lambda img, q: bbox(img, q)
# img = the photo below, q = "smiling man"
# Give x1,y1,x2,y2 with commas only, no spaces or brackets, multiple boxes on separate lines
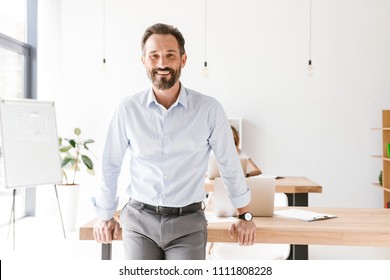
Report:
92,23,256,260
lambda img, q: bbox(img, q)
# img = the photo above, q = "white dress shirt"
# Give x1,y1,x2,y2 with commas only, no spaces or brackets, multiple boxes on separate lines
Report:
93,85,250,220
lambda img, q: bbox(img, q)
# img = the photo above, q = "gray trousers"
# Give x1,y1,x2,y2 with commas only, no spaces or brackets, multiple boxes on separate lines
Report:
120,198,208,260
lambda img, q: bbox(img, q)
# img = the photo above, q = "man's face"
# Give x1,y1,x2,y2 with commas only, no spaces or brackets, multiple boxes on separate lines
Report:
142,34,187,90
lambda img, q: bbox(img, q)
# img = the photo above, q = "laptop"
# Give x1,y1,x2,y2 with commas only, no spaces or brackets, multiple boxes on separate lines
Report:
207,154,247,179
213,176,276,217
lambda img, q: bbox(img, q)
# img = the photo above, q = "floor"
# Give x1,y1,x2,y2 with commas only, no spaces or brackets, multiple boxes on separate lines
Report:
1,215,390,260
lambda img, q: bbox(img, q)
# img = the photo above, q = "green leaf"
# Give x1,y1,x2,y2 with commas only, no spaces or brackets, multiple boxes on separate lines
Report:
86,168,95,176
74,128,81,136
58,137,63,145
69,139,76,148
59,145,72,153
81,155,94,170
62,156,75,168
83,139,95,150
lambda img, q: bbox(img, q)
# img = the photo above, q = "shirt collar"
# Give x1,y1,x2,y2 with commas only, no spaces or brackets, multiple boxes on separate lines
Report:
146,84,188,109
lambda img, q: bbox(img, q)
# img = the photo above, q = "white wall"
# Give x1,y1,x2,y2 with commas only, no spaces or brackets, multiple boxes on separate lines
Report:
37,0,390,224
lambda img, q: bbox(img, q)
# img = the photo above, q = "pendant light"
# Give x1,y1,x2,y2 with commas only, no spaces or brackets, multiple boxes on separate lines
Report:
102,0,107,71
201,0,209,77
306,0,314,77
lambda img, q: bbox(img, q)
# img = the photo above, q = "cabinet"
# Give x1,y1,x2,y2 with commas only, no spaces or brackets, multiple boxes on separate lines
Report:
374,110,390,208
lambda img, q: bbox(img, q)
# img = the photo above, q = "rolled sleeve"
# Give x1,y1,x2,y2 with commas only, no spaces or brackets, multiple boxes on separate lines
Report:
91,197,119,221
229,186,251,209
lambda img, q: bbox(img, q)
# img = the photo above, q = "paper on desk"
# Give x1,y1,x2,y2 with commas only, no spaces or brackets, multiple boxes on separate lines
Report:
205,213,236,223
274,209,337,222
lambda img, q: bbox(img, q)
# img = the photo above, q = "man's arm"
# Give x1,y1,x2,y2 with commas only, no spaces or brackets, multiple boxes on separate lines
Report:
228,205,256,245
93,103,129,241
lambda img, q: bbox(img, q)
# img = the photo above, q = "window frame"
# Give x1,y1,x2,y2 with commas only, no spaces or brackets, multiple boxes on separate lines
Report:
0,32,31,98
0,0,37,222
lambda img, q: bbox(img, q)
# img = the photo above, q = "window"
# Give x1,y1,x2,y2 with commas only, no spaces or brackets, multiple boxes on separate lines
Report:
0,0,36,227
0,36,28,99
0,0,26,42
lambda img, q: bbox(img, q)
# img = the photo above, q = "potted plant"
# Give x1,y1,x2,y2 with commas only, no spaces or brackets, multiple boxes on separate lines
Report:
59,127,95,184
57,127,96,232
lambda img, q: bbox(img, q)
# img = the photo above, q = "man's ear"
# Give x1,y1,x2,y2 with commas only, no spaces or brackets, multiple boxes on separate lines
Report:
141,55,145,65
181,53,187,68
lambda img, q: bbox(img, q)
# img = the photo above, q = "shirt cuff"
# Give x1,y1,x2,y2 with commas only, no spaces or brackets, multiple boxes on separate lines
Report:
91,197,119,221
229,187,251,209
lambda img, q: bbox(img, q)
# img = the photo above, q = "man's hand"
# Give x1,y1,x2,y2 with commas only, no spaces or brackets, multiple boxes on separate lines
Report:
93,218,120,244
228,219,256,246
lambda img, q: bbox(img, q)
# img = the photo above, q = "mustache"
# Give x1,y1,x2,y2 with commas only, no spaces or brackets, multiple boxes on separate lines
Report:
153,67,174,73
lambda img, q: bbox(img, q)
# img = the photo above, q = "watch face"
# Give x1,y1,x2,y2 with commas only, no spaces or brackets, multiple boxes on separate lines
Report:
244,212,253,221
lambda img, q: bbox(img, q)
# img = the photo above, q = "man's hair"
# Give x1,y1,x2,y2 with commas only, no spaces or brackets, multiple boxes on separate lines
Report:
231,126,240,147
141,23,186,56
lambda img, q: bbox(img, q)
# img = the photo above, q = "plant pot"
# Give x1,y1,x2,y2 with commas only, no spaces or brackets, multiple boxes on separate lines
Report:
55,184,80,232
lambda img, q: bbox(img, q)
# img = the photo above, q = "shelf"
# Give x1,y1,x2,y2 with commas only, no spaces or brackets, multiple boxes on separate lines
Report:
372,183,390,193
371,127,390,130
371,155,390,161
374,110,390,208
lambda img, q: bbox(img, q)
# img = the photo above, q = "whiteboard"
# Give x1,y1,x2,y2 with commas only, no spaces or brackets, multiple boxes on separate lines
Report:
0,98,62,188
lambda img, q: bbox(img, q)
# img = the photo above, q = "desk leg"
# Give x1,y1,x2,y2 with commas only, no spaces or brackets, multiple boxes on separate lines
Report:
286,193,308,207
286,193,309,260
287,245,309,260
101,244,112,260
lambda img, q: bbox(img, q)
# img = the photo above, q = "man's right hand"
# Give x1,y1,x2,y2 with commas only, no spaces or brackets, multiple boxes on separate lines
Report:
93,218,120,244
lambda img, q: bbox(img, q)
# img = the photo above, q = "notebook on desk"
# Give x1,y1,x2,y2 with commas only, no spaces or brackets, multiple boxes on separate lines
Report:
207,154,247,179
213,176,276,217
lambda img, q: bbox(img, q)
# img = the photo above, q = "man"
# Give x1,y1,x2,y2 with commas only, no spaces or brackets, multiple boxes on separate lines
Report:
93,23,256,260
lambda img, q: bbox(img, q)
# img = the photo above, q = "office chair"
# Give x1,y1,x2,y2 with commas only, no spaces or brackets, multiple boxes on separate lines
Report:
207,193,290,260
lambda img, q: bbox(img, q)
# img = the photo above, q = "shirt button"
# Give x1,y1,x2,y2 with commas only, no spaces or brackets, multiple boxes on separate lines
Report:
164,175,168,179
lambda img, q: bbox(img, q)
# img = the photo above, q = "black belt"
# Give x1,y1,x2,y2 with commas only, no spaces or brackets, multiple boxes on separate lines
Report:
130,199,203,216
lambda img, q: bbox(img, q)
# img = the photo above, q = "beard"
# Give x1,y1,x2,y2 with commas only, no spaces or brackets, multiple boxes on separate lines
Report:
147,66,181,90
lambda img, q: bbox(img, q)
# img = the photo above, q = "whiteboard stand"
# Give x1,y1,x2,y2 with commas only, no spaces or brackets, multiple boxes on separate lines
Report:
54,184,67,239
7,189,16,250
6,186,67,250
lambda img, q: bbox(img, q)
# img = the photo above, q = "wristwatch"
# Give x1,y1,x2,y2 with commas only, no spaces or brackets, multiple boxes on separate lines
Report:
237,212,253,221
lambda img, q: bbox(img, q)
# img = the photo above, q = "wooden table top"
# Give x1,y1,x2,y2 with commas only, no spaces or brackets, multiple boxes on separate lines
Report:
80,207,390,247
204,176,322,194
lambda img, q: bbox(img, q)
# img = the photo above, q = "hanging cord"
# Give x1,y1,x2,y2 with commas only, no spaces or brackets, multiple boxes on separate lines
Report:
308,0,312,65
204,0,208,68
102,0,106,65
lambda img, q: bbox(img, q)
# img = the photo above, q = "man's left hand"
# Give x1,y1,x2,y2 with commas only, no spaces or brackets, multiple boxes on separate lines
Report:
228,220,256,246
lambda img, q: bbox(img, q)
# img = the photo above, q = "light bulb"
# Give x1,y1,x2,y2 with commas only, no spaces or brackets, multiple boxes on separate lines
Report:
306,60,314,77
101,58,107,72
202,61,209,77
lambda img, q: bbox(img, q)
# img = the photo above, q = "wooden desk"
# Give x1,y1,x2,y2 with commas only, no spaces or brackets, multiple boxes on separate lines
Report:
206,176,321,259
80,207,390,260
205,176,322,207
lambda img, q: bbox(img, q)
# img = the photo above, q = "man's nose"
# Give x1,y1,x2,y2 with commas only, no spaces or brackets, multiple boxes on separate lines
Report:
157,56,168,68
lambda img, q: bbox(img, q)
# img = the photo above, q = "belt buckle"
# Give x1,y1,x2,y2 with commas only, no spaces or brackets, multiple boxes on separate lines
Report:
156,206,170,215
